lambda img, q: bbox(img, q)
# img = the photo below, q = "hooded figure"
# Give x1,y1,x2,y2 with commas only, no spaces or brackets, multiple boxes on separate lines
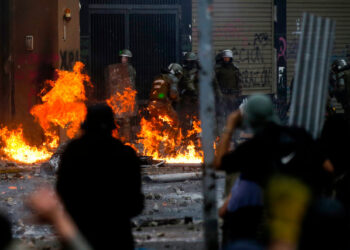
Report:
56,104,144,250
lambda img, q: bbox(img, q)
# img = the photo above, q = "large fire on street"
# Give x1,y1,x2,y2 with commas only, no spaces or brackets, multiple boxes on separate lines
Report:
0,62,90,164
0,62,204,165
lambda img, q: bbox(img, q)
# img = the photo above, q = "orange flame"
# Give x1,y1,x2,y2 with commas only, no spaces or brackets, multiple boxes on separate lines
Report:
0,126,53,164
0,62,90,164
137,112,203,163
0,61,204,165
106,87,137,116
30,62,91,138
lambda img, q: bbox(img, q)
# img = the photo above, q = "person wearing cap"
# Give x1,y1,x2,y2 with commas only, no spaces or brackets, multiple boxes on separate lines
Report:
215,95,331,247
215,49,241,133
214,94,328,187
56,104,144,250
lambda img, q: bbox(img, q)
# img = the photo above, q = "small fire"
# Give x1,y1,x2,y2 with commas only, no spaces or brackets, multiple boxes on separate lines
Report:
106,87,137,116
137,111,203,163
0,62,90,164
30,61,91,138
0,126,53,164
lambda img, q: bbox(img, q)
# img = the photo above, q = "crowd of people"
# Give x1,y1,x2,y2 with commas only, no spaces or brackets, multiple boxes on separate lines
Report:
0,49,349,250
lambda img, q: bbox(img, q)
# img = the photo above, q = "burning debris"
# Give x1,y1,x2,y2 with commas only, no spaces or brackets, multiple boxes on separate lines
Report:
0,127,53,164
0,62,91,164
107,87,137,117
0,61,204,165
137,112,203,164
30,61,91,139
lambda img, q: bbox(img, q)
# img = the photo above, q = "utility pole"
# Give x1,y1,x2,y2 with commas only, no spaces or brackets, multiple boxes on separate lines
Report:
198,0,219,249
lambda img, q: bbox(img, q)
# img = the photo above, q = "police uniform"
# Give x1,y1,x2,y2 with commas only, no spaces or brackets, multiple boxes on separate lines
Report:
105,49,137,141
148,64,183,126
215,50,241,132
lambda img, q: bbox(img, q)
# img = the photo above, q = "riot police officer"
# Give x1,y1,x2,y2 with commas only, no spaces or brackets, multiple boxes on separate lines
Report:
105,49,137,141
177,52,201,133
180,52,199,97
148,63,183,124
215,49,241,132
329,58,350,121
119,49,136,86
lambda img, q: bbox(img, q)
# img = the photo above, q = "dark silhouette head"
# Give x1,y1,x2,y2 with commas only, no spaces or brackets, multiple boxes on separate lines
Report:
0,214,12,250
81,104,116,135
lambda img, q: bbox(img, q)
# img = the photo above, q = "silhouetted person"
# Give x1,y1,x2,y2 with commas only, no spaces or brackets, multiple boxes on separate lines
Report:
0,213,12,250
299,198,348,250
56,104,144,250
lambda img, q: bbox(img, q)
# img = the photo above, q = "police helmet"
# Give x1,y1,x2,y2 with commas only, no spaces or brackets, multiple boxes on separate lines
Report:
119,49,133,58
222,49,233,58
184,52,198,61
168,63,183,76
332,58,350,73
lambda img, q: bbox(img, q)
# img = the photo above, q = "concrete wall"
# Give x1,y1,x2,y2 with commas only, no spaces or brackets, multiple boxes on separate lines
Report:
7,0,80,143
11,0,58,143
58,0,80,71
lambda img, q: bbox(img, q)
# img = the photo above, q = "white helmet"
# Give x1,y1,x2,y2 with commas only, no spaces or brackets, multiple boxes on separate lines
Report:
222,49,233,58
168,63,183,76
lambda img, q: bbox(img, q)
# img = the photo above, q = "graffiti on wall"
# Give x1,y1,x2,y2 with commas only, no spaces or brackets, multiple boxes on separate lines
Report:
60,50,80,70
239,67,272,88
231,33,272,88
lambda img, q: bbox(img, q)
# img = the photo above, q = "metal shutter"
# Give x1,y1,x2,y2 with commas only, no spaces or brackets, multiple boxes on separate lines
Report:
287,0,350,87
192,0,274,94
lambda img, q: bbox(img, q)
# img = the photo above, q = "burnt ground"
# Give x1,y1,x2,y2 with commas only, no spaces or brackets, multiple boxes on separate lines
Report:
0,162,226,250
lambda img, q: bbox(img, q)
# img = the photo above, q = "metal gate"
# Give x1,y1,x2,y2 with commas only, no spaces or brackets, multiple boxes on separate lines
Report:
89,5,180,100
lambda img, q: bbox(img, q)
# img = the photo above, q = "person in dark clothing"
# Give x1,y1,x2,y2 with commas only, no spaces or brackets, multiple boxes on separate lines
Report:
215,49,241,133
215,95,330,193
320,114,350,214
56,104,144,250
298,198,348,250
0,213,12,250
215,95,331,247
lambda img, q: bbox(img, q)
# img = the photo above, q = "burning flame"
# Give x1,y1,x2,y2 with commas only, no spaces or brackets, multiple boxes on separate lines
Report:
106,87,137,116
0,61,204,165
0,62,90,164
137,112,203,163
0,126,53,164
30,62,91,138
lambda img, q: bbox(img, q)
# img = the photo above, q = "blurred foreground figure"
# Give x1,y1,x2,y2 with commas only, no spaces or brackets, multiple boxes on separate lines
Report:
105,49,137,141
298,198,348,250
28,188,93,250
215,95,331,248
57,104,144,250
266,176,311,250
0,213,15,250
